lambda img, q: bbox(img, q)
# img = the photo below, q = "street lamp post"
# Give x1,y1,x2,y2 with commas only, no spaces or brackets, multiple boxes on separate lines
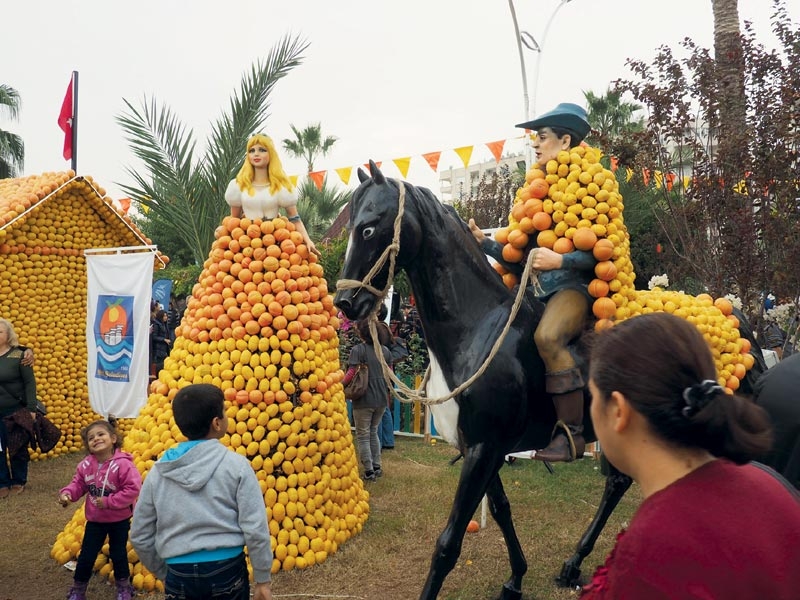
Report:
508,0,575,168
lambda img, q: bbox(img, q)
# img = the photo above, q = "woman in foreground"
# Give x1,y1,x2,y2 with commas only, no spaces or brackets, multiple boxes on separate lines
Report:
582,312,800,599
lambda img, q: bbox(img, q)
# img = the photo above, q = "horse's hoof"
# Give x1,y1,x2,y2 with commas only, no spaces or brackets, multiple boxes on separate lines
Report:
554,561,583,589
497,581,522,600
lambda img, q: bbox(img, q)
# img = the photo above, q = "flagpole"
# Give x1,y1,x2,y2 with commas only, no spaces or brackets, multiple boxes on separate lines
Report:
71,71,79,173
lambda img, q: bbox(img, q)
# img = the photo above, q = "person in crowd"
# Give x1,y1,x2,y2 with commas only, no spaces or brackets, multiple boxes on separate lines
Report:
753,352,800,489
151,309,171,377
581,312,800,599
131,384,273,600
0,318,38,498
225,133,320,257
59,417,141,600
374,304,408,450
343,320,393,482
469,103,596,462
168,294,186,338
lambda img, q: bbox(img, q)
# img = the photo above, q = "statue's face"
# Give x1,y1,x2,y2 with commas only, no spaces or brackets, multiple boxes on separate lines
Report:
533,127,571,166
248,144,270,168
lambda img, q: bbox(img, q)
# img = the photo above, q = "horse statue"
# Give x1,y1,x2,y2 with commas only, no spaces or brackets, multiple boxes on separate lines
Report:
334,161,597,599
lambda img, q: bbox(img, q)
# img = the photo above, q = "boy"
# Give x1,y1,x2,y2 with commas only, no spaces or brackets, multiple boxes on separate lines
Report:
131,384,272,600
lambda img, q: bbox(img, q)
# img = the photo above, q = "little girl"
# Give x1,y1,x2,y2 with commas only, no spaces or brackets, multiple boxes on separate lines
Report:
59,417,142,600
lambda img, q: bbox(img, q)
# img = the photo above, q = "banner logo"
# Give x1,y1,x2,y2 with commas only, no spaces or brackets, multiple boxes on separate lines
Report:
94,295,134,381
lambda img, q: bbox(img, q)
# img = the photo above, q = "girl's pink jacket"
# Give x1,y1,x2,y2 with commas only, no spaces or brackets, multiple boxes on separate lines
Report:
60,449,142,523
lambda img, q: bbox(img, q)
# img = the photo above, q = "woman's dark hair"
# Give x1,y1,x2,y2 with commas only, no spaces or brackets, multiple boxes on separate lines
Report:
590,313,772,464
173,383,224,440
355,318,392,347
156,309,167,320
81,417,123,453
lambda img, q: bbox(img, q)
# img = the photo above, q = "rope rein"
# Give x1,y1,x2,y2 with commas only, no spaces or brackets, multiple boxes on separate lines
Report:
335,180,540,405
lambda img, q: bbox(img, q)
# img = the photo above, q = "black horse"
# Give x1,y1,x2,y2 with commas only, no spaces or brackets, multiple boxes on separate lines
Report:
334,162,596,599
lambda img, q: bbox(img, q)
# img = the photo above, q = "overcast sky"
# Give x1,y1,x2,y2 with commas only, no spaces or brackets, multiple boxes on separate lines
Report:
3,0,797,200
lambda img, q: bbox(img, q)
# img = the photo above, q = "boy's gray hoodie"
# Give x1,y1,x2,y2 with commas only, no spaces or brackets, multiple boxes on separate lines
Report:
130,439,272,582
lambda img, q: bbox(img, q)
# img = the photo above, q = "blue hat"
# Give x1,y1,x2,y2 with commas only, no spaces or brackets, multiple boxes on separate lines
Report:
516,102,591,141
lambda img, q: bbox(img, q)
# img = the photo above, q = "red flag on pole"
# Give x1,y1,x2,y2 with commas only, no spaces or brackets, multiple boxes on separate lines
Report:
58,79,74,160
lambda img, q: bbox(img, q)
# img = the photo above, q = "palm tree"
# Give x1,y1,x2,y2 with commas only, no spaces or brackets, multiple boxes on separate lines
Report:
295,177,351,241
583,88,644,145
0,84,25,179
116,35,308,266
282,123,337,173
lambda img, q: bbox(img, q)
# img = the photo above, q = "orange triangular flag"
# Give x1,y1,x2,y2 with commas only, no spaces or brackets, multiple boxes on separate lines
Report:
392,157,411,179
642,168,651,186
363,161,382,172
610,156,619,172
453,146,474,169
118,197,131,215
422,151,441,172
309,171,325,191
335,167,352,185
666,172,676,191
289,175,299,188
485,140,506,163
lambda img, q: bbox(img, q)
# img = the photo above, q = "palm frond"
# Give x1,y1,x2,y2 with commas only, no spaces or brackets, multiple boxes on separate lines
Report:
0,84,22,121
0,130,24,176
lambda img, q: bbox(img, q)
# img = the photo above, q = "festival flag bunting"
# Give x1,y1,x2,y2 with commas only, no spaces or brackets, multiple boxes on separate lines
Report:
625,167,634,182
289,175,299,188
422,151,441,172
392,157,411,179
665,172,676,191
453,146,474,170
683,176,692,190
654,171,664,189
362,161,382,172
610,156,619,172
485,140,506,163
308,171,326,191
335,167,352,185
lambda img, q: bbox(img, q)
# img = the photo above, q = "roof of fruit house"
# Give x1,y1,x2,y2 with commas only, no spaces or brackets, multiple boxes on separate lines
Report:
0,171,168,267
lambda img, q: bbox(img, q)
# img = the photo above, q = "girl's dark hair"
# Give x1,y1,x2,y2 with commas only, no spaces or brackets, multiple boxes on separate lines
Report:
355,318,392,347
590,313,772,464
80,417,123,453
172,383,224,440
156,309,167,320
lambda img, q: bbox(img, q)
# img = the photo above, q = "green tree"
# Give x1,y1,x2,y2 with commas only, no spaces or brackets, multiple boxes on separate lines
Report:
295,177,351,241
0,84,25,179
583,88,644,146
116,35,308,267
282,123,337,173
617,0,800,319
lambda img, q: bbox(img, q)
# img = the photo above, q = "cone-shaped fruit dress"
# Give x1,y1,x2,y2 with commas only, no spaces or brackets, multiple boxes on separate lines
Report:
494,147,752,394
53,216,369,590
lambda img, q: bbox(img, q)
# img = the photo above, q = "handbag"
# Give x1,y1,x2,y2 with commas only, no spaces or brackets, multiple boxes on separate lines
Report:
34,413,62,453
344,363,369,401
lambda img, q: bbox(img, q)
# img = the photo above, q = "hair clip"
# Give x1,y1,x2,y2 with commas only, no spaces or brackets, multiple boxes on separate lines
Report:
681,379,724,417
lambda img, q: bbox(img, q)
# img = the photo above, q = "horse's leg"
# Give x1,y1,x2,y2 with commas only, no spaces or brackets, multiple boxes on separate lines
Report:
485,471,527,600
555,461,633,588
419,443,505,600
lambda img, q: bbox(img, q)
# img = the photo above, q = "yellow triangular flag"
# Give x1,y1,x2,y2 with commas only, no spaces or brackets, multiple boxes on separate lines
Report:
335,167,352,185
289,175,299,188
654,171,663,189
453,145,474,169
683,176,691,189
625,168,634,182
392,157,411,179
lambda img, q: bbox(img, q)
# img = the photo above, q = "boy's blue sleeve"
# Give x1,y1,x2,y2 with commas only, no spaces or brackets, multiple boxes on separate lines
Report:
480,238,523,276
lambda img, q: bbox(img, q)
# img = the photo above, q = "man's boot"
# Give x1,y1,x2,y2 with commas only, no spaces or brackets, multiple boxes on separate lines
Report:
534,368,585,462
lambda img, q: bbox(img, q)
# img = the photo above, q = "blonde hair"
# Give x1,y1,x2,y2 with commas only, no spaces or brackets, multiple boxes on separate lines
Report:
0,318,20,347
235,134,294,196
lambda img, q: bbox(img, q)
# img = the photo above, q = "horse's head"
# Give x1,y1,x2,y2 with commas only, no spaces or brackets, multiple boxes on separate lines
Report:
334,161,423,320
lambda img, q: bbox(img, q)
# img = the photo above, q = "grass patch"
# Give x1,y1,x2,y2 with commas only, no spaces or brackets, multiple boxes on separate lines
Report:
1,437,640,599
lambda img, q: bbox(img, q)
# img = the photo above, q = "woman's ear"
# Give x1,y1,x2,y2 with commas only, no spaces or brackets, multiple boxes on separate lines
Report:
609,390,633,433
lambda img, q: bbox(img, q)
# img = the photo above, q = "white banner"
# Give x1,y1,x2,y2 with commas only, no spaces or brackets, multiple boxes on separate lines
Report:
86,250,154,418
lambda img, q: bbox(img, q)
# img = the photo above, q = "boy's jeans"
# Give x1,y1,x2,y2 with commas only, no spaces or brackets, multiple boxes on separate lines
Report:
165,552,249,600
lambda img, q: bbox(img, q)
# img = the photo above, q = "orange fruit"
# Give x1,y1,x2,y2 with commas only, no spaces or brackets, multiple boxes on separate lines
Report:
592,297,617,320
588,278,610,298
536,230,557,249
501,244,524,263
594,261,618,281
714,297,733,316
552,237,574,254
529,178,549,200
572,228,597,251
592,239,614,261
494,228,510,244
594,318,615,332
507,229,529,249
531,212,552,231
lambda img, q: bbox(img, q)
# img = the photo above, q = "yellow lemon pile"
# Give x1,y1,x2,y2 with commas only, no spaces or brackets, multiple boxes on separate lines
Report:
0,172,163,458
53,215,369,587
495,149,752,394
